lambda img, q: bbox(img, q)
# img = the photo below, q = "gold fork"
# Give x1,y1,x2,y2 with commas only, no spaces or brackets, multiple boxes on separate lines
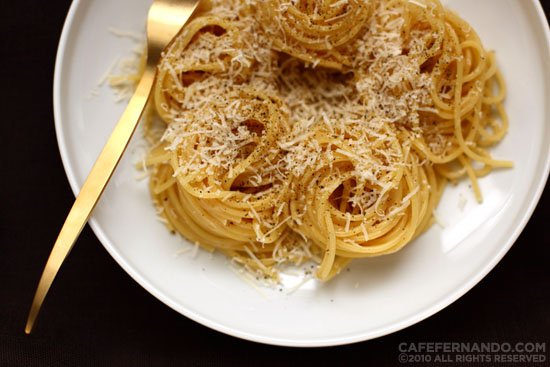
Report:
25,0,201,334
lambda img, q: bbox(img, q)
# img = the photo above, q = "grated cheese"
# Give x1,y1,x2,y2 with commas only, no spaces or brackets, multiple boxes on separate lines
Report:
142,0,505,282
432,209,447,228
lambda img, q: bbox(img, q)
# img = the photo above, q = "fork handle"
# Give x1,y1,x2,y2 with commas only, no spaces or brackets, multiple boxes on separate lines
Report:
25,65,157,334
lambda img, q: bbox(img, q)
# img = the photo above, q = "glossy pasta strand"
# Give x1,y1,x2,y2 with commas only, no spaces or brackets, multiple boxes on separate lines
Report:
142,0,510,282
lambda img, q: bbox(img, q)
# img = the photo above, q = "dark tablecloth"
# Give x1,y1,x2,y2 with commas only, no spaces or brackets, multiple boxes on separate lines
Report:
1,1,549,366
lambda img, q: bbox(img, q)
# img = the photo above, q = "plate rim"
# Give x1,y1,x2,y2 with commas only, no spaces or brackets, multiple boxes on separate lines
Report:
53,0,550,347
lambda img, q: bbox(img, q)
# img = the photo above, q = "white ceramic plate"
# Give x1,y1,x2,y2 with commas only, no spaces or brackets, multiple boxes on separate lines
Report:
54,0,550,346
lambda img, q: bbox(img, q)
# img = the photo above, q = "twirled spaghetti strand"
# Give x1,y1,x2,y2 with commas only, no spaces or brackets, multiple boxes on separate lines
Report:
143,0,510,281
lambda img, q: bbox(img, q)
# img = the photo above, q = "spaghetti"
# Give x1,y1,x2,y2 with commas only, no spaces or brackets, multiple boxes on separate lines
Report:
144,0,511,281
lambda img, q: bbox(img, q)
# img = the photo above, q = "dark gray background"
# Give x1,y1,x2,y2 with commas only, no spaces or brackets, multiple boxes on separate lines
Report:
1,1,548,366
